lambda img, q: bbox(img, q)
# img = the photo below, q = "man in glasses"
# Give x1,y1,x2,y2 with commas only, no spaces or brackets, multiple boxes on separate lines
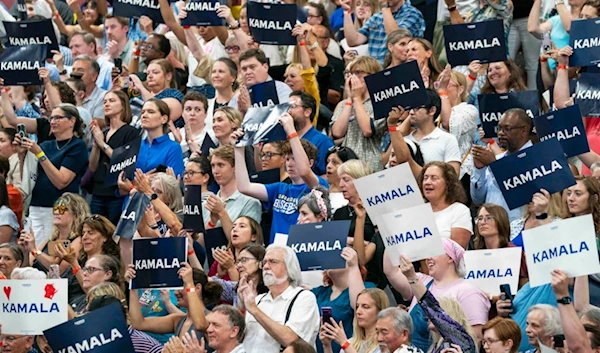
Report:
1,334,35,353
471,108,533,221
133,34,171,75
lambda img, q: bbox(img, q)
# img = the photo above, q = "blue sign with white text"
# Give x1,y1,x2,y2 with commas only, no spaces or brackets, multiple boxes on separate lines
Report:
131,237,187,289
478,90,540,137
181,0,226,26
204,227,229,268
247,1,296,45
533,105,589,157
576,73,600,117
105,139,141,186
4,19,58,57
569,18,600,67
114,192,151,240
364,60,429,120
288,220,349,271
0,45,46,86
44,303,135,353
237,103,289,147
489,139,576,210
249,80,280,108
112,0,162,24
443,19,507,66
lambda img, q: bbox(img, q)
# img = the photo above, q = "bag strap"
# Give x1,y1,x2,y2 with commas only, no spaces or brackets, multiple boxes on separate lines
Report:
279,289,305,352
460,146,472,165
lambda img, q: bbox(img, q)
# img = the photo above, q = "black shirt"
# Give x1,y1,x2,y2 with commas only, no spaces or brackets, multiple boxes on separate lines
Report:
332,205,375,242
317,54,345,110
513,0,535,19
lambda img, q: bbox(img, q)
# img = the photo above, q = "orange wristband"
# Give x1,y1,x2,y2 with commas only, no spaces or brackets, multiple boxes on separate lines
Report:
2,88,9,93
388,126,398,132
185,287,196,293
342,341,351,350
72,266,81,275
540,57,548,63
207,221,216,228
557,65,568,70
299,41,306,46
438,90,448,97
188,249,195,256
0,273,6,280
467,74,477,81
345,101,352,107
287,132,299,140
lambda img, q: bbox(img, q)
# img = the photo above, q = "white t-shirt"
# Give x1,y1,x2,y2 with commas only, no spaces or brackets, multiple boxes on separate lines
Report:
433,202,473,239
406,128,461,166
187,36,228,87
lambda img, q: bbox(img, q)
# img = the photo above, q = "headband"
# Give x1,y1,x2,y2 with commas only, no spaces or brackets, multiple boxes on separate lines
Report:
311,189,328,221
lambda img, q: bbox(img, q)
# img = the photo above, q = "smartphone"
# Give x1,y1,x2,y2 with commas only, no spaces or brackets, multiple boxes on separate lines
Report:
321,307,333,325
499,284,515,314
70,72,83,80
542,32,552,52
62,241,70,248
156,164,168,173
442,342,452,350
114,58,123,75
553,334,565,348
17,124,26,145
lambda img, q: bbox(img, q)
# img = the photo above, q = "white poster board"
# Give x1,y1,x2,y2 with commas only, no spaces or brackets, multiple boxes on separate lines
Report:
523,215,600,287
0,279,68,334
463,247,522,295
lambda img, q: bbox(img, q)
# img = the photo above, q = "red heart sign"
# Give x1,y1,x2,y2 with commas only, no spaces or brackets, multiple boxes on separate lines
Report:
3,286,11,300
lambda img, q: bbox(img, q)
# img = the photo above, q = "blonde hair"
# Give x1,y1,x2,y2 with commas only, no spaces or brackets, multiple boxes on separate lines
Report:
148,58,177,89
522,192,565,219
337,159,373,180
152,173,184,214
354,0,380,29
51,193,91,241
429,297,476,353
214,106,243,130
347,56,382,76
351,288,390,353
451,71,468,102
86,282,129,323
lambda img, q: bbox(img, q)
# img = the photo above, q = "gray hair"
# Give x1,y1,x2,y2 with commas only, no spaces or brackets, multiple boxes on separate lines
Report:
152,173,183,214
74,55,100,74
528,304,562,336
581,307,600,325
212,304,246,343
455,257,466,278
377,307,414,340
297,185,331,221
265,245,302,287
591,162,600,173
11,267,47,280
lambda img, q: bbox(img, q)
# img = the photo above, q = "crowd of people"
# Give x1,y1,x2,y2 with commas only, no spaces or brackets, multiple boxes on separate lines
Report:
1,0,600,352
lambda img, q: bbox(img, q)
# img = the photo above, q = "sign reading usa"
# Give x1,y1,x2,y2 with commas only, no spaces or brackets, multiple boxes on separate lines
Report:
533,105,589,157
463,247,522,295
523,215,600,287
489,138,576,210
443,19,507,66
0,279,68,334
569,18,600,67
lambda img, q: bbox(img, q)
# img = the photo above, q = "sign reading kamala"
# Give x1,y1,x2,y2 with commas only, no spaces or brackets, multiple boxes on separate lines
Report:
105,139,141,186
112,0,162,24
4,19,59,56
183,185,204,233
287,221,349,271
181,0,226,26
205,227,229,268
0,279,68,335
0,45,46,86
17,0,27,20
533,105,589,157
115,192,151,239
247,1,296,45
522,215,600,287
379,203,445,265
364,60,429,120
131,237,188,289
236,103,289,147
44,303,135,353
569,18,600,67
443,20,507,66
576,73,600,117
353,163,423,229
478,90,540,137
489,139,576,210
249,80,280,108
463,247,522,295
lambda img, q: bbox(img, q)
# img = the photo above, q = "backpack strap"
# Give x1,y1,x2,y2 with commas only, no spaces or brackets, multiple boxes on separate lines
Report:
279,289,305,352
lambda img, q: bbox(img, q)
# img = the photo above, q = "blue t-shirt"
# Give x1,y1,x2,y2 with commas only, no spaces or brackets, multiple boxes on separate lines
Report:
303,127,334,176
265,176,329,242
312,282,376,353
30,138,88,207
548,15,570,69
137,134,185,177
138,289,182,344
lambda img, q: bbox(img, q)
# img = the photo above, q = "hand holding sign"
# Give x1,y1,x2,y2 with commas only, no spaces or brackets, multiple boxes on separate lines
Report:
178,262,195,288
531,189,551,215
398,255,418,279
340,247,359,268
550,269,570,299
387,106,409,126
557,46,572,67
124,264,136,283
279,112,295,135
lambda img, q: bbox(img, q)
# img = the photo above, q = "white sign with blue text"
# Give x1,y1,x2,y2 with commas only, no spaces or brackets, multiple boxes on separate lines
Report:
353,162,423,230
379,203,445,265
523,215,600,287
0,279,68,334
463,247,522,295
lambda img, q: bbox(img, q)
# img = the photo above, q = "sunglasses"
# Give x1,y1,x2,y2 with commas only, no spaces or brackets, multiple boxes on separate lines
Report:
53,204,67,215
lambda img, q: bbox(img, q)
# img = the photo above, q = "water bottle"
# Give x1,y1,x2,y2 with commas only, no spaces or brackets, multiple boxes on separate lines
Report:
48,264,60,279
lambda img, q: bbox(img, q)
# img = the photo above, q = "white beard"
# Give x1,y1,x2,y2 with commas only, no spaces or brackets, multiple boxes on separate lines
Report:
263,272,287,287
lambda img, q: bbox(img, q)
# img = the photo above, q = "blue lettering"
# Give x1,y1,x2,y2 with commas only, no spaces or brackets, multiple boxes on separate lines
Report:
532,241,590,264
366,185,415,207
385,227,432,246
2,302,60,313
465,268,513,279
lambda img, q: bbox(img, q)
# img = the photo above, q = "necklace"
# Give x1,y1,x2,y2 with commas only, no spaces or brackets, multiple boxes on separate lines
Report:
56,137,73,151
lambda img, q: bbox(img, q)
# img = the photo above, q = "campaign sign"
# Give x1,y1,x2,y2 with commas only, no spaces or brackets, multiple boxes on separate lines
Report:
287,220,349,271
250,168,281,184
364,60,429,120
575,73,600,117
105,139,141,186
569,18,600,67
247,1,296,45
183,185,204,233
205,227,229,267
249,80,280,108
522,215,600,287
200,134,218,157
443,20,507,66
4,19,59,57
0,45,46,86
131,237,187,289
44,303,135,353
115,192,151,239
463,247,522,295
379,203,445,265
489,139,576,210
0,279,68,335
236,103,289,147
112,0,162,24
181,0,226,26
17,0,27,20
533,105,589,157
353,163,423,229
478,90,540,137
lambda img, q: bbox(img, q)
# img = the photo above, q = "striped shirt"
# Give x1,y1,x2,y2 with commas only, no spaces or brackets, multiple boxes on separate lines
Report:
129,327,163,353
357,0,425,64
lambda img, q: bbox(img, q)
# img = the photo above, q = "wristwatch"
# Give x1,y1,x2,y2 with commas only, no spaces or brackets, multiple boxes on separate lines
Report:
59,69,68,75
448,5,457,11
151,193,158,201
557,296,572,305
310,41,320,50
228,20,240,30
39,155,48,162
102,143,109,151
555,0,565,5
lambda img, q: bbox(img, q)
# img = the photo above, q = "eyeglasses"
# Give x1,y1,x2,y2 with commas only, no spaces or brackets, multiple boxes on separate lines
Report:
53,204,67,215
49,115,70,121
235,257,257,265
497,125,527,133
184,170,204,178
307,13,320,18
475,215,495,224
260,152,282,160
82,266,105,274
288,104,306,110
139,42,156,51
260,258,283,268
225,45,240,53
344,70,368,77
85,214,101,221
482,338,502,346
